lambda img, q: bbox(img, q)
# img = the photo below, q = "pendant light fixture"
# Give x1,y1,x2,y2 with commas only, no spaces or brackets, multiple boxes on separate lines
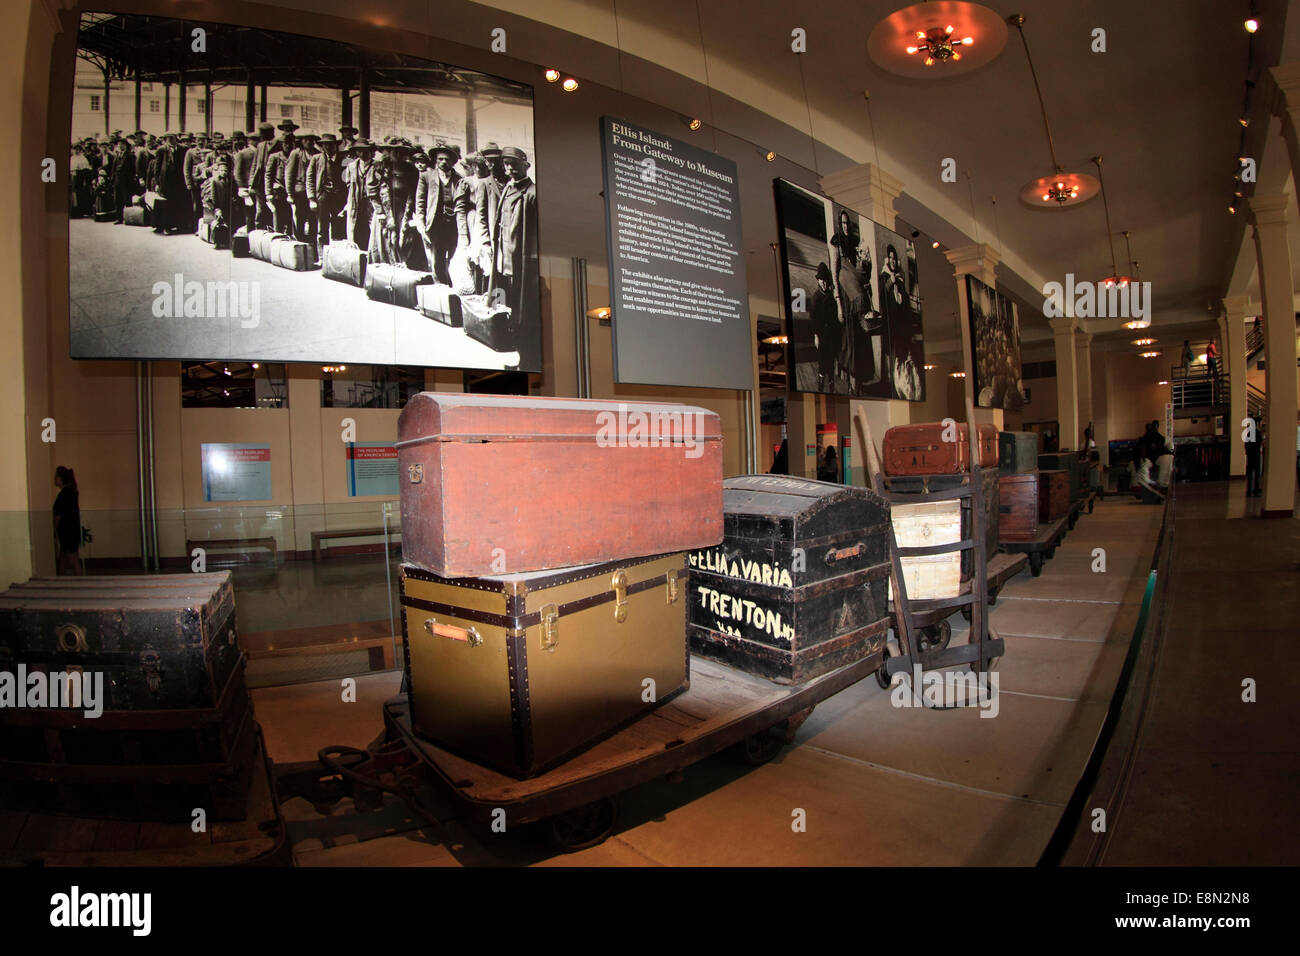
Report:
1092,156,1133,289
1011,14,1099,209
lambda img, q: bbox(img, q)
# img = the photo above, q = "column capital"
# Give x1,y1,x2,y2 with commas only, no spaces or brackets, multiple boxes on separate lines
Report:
818,162,904,229
1248,192,1291,227
1074,330,1093,349
1049,316,1078,336
1221,294,1253,319
945,243,1001,282
1270,61,1300,113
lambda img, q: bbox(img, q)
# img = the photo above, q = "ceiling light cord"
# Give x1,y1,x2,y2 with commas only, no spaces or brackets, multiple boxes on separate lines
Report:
1092,155,1120,278
795,53,820,175
1010,15,1062,174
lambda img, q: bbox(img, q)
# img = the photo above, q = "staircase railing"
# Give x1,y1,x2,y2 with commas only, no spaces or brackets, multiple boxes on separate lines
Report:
1170,364,1226,409
1246,383,1265,419
1245,321,1264,358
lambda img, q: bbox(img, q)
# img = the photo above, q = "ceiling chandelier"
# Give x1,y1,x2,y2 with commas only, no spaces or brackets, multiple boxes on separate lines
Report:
1092,156,1134,289
1011,14,1099,208
906,24,973,66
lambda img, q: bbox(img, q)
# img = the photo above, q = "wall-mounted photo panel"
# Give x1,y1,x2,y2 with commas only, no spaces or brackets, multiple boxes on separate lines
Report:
966,274,1026,411
68,12,540,371
773,178,924,400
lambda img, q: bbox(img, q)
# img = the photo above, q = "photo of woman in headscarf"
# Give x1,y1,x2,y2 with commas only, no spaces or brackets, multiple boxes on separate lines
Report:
829,207,864,392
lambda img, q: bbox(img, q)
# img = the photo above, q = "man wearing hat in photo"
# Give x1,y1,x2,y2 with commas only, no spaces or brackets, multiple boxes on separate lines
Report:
287,131,319,251
308,133,347,260
226,130,252,234
183,132,212,233
133,131,153,188
338,125,358,153
455,150,501,294
369,138,419,267
342,137,375,250
201,151,234,233
480,141,507,188
247,121,277,229
265,124,297,235
111,133,141,224
488,146,540,368
810,260,842,391
415,141,462,283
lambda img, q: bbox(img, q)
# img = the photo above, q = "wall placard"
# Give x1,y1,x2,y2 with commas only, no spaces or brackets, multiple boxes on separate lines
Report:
346,442,399,496
600,117,753,390
201,443,272,502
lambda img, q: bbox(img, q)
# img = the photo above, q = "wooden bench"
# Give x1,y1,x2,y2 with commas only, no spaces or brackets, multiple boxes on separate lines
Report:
242,620,398,672
311,526,401,561
186,537,277,565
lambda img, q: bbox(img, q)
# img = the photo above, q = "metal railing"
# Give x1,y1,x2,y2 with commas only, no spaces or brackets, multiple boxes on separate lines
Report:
1169,364,1225,409
1245,321,1264,358
1247,383,1265,420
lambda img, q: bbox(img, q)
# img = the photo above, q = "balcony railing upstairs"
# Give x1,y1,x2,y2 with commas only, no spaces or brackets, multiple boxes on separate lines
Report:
1170,364,1226,410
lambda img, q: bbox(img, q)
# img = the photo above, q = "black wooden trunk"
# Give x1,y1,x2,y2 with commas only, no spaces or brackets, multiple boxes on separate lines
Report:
0,573,256,821
687,476,891,684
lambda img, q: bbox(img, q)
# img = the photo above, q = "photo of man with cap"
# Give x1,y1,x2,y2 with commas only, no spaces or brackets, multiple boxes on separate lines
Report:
247,121,277,230
183,132,211,233
287,131,319,252
488,145,539,367
454,150,500,294
308,133,347,259
342,137,375,250
416,142,462,284
265,120,298,234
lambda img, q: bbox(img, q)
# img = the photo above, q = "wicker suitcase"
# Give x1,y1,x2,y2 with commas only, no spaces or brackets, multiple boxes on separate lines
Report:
998,473,1039,541
999,431,1039,474
396,394,724,577
883,423,998,475
400,553,688,778
1038,470,1070,522
687,476,890,684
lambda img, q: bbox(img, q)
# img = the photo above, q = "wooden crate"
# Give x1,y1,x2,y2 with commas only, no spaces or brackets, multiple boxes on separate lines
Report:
888,499,962,600
1038,470,1070,522
999,473,1039,541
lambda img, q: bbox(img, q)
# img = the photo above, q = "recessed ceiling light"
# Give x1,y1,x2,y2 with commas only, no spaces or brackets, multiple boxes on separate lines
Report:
923,363,936,371
1157,380,1169,385
544,69,560,83
1245,16,1259,33
1140,351,1161,359
949,370,966,378
1132,337,1156,346
561,77,578,92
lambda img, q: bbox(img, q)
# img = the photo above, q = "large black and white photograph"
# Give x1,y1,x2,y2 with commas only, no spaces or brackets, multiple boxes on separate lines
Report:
774,178,924,401
967,274,1025,412
68,13,541,371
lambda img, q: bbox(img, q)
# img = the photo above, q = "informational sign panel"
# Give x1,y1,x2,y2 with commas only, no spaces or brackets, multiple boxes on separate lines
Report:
600,117,753,390
346,443,400,496
201,443,272,502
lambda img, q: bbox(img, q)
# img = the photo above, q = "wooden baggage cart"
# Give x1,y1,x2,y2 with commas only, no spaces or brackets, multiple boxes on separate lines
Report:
274,652,882,852
999,514,1070,576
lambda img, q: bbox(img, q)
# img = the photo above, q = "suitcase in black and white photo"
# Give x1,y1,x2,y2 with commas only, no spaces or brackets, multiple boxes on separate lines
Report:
198,218,230,248
322,242,367,287
269,235,312,271
231,226,250,258
122,205,149,227
416,283,463,327
461,293,518,351
364,263,433,309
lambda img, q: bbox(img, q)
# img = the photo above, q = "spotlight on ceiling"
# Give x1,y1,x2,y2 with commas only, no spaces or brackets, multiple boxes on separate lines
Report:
911,229,920,238
760,148,777,162
931,240,940,249
949,370,967,378
544,69,561,83
561,77,579,92
1245,16,1260,33
682,116,702,131
923,363,936,371
1228,200,1238,214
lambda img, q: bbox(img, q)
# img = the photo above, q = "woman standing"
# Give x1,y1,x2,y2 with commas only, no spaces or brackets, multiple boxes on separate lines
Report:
53,466,82,575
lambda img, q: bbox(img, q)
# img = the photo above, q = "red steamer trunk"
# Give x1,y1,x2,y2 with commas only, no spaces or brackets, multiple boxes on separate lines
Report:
882,422,999,476
396,395,724,577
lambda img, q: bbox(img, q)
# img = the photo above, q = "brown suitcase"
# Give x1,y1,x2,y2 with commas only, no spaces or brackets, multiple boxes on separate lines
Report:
396,394,724,577
1038,470,1070,522
400,553,688,778
883,423,998,475
999,473,1039,541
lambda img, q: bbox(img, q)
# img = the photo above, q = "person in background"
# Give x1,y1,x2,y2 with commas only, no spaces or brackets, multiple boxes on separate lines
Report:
1087,450,1104,499
1182,339,1194,372
769,438,789,475
818,445,839,483
53,466,82,576
1206,338,1220,386
1244,414,1262,498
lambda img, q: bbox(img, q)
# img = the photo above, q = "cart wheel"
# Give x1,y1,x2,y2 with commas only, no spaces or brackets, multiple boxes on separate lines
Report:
918,620,952,659
737,726,786,765
541,797,618,853
1029,552,1044,576
875,664,892,690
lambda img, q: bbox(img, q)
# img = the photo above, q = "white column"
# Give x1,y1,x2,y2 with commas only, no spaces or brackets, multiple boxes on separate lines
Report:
817,162,908,484
1248,192,1298,515
946,243,1005,430
1221,295,1251,478
1049,317,1080,451
1075,332,1093,448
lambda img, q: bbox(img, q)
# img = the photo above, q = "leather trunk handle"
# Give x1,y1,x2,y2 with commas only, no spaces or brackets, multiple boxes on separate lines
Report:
423,617,483,647
825,542,865,564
